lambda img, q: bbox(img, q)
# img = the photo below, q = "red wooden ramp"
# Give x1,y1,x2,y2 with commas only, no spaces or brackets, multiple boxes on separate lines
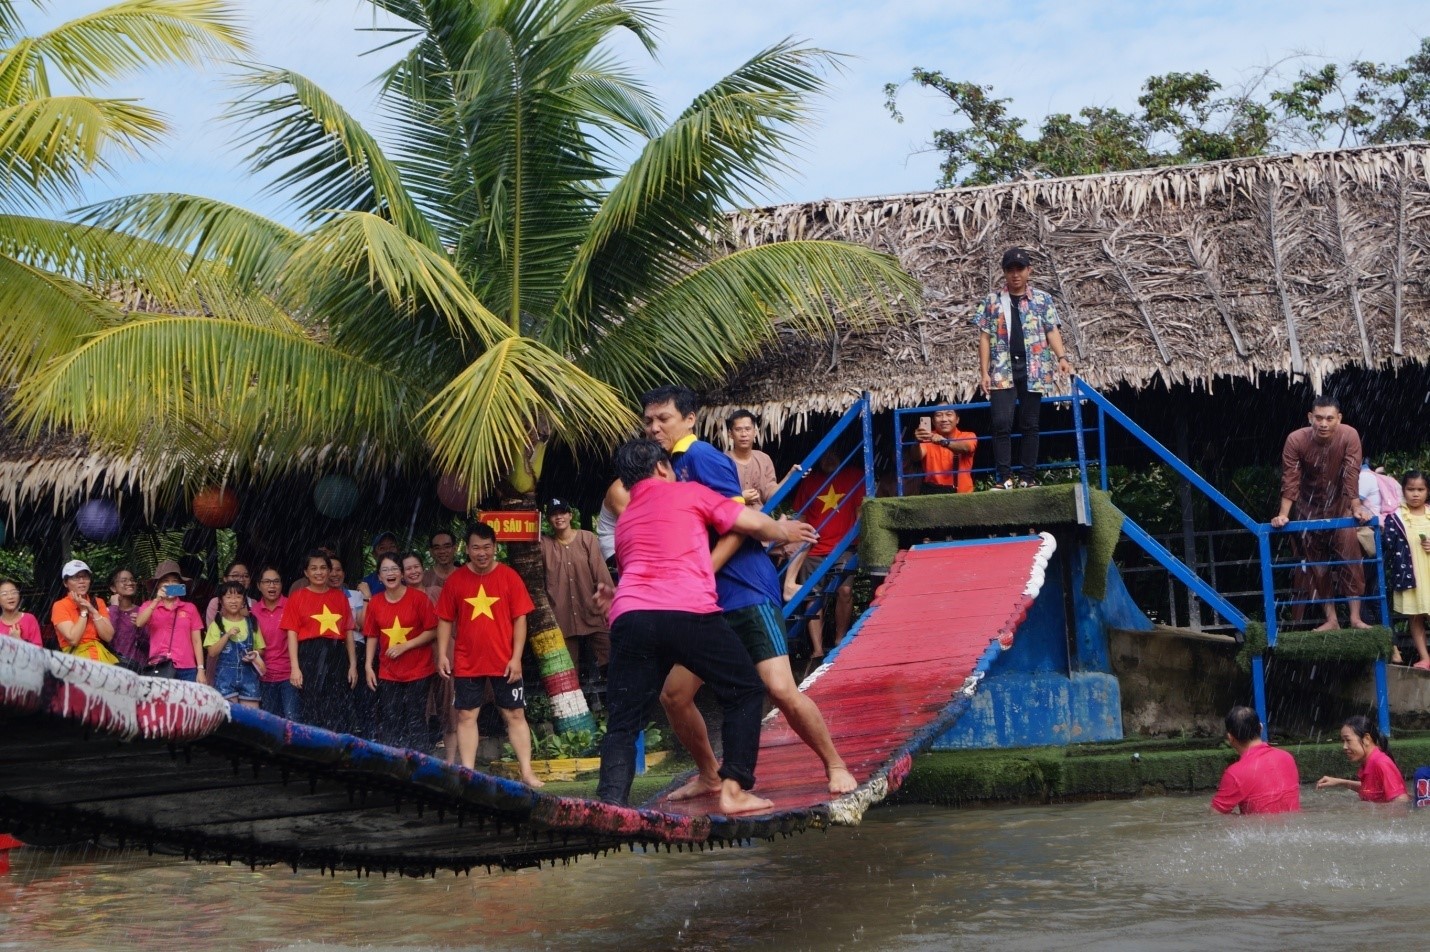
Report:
642,533,1057,823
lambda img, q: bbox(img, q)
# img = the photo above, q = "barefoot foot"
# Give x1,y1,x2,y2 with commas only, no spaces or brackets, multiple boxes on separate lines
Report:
717,788,774,816
1312,620,1339,632
826,765,857,795
668,774,722,801
1348,619,1373,630
521,773,546,789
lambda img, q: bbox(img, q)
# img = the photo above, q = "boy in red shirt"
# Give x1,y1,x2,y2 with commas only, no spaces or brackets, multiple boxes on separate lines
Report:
436,523,543,786
1211,706,1301,815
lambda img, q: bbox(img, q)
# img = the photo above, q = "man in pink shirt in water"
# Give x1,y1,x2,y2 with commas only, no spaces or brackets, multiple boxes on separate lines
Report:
1211,706,1302,815
595,439,817,816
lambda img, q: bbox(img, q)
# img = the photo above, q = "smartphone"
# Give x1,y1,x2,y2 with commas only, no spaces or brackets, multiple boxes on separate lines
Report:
162,583,186,598
918,416,931,431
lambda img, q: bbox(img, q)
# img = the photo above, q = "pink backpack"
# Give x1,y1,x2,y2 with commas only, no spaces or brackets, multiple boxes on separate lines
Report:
1373,471,1403,516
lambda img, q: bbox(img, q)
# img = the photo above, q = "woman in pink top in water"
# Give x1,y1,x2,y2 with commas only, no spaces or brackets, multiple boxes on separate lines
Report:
1316,715,1409,804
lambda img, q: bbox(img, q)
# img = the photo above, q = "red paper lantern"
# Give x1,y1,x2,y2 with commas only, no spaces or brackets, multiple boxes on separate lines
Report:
193,486,239,529
437,473,471,512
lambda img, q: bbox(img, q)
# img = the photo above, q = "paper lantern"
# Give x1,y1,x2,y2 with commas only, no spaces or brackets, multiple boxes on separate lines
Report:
76,499,120,541
437,473,471,512
193,486,239,529
313,475,359,520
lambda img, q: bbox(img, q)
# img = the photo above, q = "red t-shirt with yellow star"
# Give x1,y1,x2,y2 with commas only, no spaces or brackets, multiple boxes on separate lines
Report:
435,563,534,677
280,586,353,643
362,585,439,682
793,466,866,556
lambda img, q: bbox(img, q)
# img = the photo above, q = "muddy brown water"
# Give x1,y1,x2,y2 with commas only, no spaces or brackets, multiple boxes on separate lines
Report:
2,794,1426,950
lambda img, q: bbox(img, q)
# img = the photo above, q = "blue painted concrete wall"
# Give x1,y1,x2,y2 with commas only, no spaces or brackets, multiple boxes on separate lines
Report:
931,540,1146,750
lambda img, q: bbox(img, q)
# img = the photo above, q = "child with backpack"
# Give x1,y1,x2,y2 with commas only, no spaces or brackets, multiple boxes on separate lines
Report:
205,581,266,707
1382,470,1430,670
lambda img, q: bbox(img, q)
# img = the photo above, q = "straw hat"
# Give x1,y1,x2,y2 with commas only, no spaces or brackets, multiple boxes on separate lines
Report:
151,559,190,582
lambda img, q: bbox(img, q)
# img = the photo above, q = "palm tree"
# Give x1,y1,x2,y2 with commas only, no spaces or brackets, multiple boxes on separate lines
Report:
0,0,248,397
5,0,919,730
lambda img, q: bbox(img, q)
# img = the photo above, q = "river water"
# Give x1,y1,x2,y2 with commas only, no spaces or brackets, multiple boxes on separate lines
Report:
2,794,1426,951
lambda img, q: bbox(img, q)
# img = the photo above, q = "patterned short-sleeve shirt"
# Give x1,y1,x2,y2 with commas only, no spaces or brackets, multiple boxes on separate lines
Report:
972,287,1063,393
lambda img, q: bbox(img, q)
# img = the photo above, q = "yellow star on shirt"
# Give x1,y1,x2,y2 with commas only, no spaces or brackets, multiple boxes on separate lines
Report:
381,617,413,646
465,585,500,621
815,485,844,515
311,605,343,636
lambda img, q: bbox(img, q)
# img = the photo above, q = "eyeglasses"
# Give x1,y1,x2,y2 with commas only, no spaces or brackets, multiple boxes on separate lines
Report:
258,577,282,585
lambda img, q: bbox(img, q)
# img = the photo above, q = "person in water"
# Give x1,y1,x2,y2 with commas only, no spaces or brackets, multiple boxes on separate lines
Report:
1316,715,1409,803
1210,706,1300,814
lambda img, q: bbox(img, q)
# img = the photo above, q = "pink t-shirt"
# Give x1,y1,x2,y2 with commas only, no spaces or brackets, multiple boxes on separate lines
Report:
1211,742,1301,814
610,479,745,622
1,613,42,647
251,597,289,683
143,600,203,668
1358,746,1408,802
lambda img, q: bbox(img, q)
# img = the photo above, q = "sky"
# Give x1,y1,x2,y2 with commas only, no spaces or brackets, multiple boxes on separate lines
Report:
27,0,1430,226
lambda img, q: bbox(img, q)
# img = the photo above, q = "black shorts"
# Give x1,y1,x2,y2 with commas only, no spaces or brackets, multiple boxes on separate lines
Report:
452,675,525,711
724,601,788,664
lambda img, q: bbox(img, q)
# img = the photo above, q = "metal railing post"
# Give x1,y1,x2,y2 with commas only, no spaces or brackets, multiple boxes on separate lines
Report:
1071,378,1092,523
893,408,906,497
861,392,876,500
1258,527,1278,648
1252,654,1268,741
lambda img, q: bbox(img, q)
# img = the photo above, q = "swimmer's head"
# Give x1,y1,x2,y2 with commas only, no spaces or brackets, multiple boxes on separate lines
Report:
1224,706,1262,744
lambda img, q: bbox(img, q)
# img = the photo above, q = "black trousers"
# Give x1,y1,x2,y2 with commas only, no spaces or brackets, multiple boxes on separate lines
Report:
990,374,1042,482
597,610,765,805
297,638,353,734
378,676,433,750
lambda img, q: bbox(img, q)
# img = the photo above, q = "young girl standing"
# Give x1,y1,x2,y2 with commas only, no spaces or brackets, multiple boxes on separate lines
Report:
1316,714,1409,803
205,581,265,708
1382,470,1430,670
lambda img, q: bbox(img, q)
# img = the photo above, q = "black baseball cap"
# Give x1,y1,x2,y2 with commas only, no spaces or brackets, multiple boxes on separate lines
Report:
546,498,572,514
1001,247,1032,270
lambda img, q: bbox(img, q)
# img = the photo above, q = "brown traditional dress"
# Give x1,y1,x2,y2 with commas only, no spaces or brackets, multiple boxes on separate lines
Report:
540,529,613,670
1280,424,1365,603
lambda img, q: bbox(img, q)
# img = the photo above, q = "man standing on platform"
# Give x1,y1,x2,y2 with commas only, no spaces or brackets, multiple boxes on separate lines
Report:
725,409,797,507
596,439,818,813
641,386,857,797
1270,395,1374,630
1211,706,1301,815
974,247,1074,490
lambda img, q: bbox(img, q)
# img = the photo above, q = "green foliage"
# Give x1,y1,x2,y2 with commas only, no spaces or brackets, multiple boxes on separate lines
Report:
886,41,1430,187
503,717,663,761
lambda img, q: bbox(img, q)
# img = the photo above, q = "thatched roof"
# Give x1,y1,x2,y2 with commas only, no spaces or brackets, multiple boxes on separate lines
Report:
705,142,1430,434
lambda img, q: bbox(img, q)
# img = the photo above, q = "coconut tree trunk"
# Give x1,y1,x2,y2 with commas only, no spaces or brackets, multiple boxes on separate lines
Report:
501,489,594,734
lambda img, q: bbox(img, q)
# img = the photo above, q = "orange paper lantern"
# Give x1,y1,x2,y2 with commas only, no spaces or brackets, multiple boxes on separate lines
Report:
193,486,240,529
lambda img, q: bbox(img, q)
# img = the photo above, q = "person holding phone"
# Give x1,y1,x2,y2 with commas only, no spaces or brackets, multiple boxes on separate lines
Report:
910,409,978,494
135,560,205,682
51,560,118,663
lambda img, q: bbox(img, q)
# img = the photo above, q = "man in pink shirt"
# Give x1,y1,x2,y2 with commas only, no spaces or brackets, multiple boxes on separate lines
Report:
1211,706,1302,815
596,439,818,816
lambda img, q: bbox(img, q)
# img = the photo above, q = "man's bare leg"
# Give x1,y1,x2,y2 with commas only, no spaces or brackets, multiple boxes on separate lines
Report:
1347,598,1372,629
806,613,826,658
757,657,856,794
832,582,854,642
718,778,772,815
660,664,721,799
500,706,545,788
455,707,479,769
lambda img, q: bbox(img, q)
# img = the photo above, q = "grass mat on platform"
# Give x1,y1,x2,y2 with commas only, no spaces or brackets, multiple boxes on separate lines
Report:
858,485,1121,598
895,734,1430,805
1236,622,1393,671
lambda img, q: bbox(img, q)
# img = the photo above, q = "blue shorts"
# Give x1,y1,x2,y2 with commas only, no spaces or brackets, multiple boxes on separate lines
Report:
215,664,261,702
724,601,788,664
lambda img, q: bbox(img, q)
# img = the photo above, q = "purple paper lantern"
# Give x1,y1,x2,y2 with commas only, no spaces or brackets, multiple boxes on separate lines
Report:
313,475,359,520
76,499,120,541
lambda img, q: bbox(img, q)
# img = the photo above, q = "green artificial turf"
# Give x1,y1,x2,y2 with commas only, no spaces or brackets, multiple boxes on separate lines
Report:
1237,621,1393,671
857,485,1121,598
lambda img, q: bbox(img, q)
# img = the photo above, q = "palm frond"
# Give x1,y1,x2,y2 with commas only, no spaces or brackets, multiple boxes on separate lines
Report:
0,251,122,385
30,0,246,92
279,210,509,347
579,240,919,395
227,66,438,246
0,94,166,207
558,40,841,349
420,334,637,496
9,315,423,467
76,192,302,290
